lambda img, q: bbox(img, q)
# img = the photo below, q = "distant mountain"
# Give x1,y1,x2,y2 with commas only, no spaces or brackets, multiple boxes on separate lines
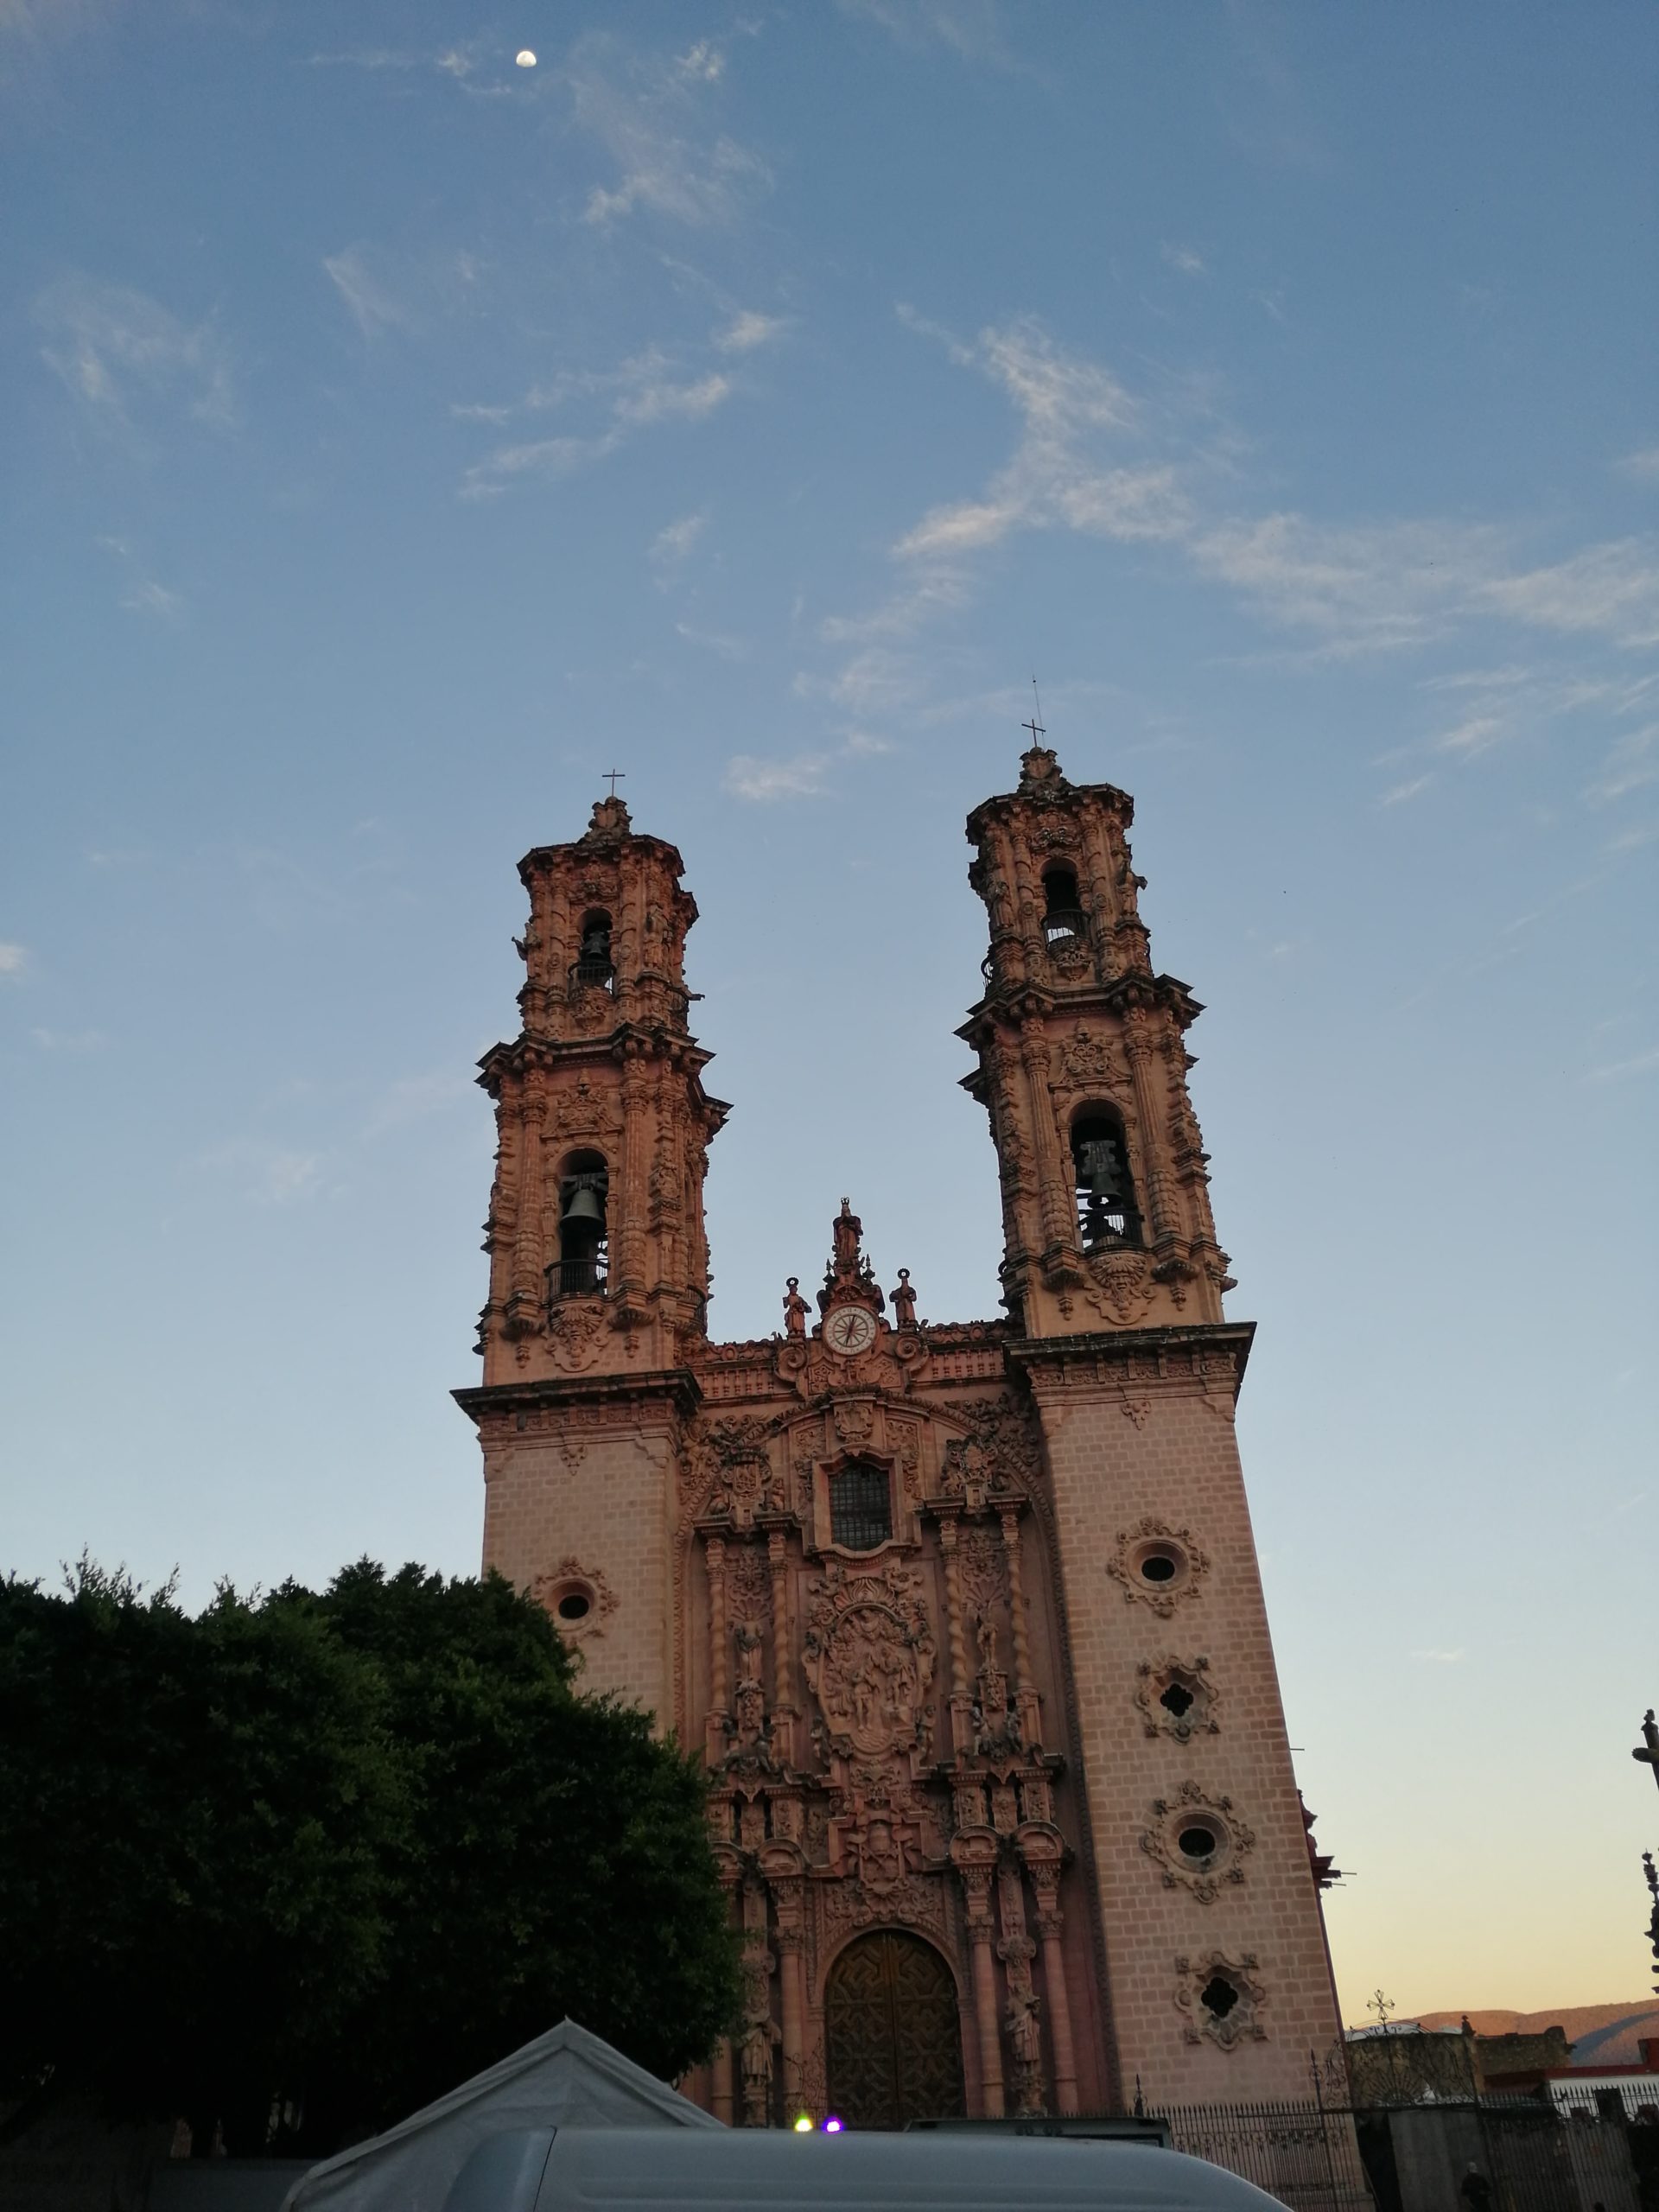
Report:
1412,2004,1659,2065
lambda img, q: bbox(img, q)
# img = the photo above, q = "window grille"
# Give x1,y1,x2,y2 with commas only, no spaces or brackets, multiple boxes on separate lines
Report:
830,1461,893,1552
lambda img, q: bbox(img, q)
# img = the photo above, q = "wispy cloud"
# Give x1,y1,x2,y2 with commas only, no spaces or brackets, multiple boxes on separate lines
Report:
1584,723,1659,807
836,0,1011,65
1161,241,1207,277
567,31,769,228
1412,1648,1466,1664
304,39,518,95
650,511,707,576
35,274,234,437
197,1138,325,1207
1380,774,1434,808
724,753,832,802
0,943,28,978
1586,1046,1659,1084
97,535,185,620
460,347,734,499
714,308,787,353
1619,447,1659,483
30,1027,106,1052
889,318,1185,564
323,247,410,339
676,620,748,661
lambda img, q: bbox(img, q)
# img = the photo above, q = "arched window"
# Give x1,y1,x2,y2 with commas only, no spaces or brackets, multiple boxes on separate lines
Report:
1042,866,1085,945
1071,1110,1141,1250
829,1460,893,1552
574,910,614,992
551,1149,607,1297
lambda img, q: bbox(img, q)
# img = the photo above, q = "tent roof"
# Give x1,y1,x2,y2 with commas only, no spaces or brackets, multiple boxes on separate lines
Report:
282,2019,720,2212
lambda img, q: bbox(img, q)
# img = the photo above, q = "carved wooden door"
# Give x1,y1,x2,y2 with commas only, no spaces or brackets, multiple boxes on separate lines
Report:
823,1930,966,2129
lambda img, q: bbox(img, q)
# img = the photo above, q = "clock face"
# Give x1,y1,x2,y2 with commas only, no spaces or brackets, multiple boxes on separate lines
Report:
824,1306,878,1357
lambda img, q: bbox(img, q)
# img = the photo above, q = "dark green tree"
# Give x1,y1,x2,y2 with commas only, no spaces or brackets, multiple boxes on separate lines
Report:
0,1560,739,2155
0,1560,397,2151
295,1562,739,2134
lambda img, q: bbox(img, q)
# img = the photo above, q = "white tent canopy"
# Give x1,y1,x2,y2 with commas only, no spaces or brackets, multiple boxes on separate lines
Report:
281,2018,720,2212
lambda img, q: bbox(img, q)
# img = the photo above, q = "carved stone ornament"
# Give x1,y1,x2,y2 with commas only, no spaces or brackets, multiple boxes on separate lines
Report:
1134,1655,1221,1743
1107,1517,1209,1618
684,1416,779,1530
1174,1950,1268,2050
802,1557,937,1762
547,1300,607,1372
531,1557,619,1642
1083,1249,1154,1325
1141,1781,1255,1904
1058,1027,1114,1084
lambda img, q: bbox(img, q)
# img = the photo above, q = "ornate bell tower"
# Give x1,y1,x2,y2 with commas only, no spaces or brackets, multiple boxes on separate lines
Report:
960,742,1232,1339
456,790,727,1703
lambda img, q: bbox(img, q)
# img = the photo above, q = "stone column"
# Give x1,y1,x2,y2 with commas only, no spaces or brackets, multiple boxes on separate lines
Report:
1028,1864,1079,2114
509,1084,546,1318
777,1922,806,2114
938,1515,975,1757
960,1859,1006,2117
710,2038,734,2126
999,1509,1041,1748
1124,1008,1175,1249
705,1535,728,1764
1019,1027,1072,1255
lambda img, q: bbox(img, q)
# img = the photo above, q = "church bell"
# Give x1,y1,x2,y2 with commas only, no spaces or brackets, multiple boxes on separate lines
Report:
562,1181,606,1228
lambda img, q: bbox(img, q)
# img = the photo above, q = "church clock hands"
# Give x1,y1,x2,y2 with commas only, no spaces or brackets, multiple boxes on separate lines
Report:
825,1306,878,1357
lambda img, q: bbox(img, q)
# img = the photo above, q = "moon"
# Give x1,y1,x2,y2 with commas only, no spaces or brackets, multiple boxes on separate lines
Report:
515,49,537,67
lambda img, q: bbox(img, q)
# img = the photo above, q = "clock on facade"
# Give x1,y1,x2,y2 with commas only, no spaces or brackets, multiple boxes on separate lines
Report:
823,1306,878,1357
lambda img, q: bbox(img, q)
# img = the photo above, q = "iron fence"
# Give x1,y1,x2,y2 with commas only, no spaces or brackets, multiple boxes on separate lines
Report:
1143,2097,1371,2209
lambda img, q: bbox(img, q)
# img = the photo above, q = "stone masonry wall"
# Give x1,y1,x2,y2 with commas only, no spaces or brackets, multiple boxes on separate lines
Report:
1028,1360,1343,2101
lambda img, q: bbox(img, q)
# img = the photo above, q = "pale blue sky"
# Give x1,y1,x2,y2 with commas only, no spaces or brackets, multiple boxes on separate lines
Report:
3,1,1656,2021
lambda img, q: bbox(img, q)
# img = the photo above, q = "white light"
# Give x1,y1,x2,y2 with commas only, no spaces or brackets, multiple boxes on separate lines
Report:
515,49,537,67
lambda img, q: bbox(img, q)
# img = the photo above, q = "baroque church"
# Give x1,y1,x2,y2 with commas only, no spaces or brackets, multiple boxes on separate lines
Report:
454,741,1344,2130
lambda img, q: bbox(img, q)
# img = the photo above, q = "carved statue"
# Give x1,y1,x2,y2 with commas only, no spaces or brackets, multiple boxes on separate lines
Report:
976,1611,998,1673
891,1267,917,1330
734,1618,765,1684
782,1276,809,1338
1007,1993,1042,2068
741,2020,774,2092
833,1198,861,1275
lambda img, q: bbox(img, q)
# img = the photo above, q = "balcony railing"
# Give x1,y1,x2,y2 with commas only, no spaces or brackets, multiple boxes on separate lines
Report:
571,957,615,992
1044,909,1088,944
549,1256,607,1299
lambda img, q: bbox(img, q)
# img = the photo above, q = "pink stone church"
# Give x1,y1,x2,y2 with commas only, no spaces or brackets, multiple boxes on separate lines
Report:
454,743,1344,2130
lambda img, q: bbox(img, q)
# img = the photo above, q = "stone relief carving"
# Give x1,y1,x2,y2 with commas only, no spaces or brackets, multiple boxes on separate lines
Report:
546,1301,607,1371
1174,1950,1269,2050
802,1557,937,1763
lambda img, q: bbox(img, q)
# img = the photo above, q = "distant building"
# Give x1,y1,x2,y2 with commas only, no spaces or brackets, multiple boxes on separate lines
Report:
455,747,1345,2127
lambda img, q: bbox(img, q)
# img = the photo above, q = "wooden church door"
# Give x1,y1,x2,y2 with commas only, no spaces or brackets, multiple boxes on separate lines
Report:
823,1929,967,2129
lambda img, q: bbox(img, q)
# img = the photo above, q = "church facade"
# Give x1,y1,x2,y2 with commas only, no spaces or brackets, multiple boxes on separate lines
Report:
454,743,1344,2129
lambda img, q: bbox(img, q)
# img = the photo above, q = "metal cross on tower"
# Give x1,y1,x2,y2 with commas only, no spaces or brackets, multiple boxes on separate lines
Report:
1020,676,1046,749
602,768,626,798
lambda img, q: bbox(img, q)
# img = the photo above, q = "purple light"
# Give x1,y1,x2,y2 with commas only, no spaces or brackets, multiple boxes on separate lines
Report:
822,2116,843,2133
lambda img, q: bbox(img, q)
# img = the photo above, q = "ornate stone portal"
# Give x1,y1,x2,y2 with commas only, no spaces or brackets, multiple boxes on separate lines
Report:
455,753,1347,2126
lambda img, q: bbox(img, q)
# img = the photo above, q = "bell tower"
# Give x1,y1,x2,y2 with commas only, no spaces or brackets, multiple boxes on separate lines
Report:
960,742,1232,1339
474,789,726,1381
457,790,727,1705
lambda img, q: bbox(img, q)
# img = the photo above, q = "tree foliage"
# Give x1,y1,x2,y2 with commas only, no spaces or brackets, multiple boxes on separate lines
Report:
0,1560,739,2153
